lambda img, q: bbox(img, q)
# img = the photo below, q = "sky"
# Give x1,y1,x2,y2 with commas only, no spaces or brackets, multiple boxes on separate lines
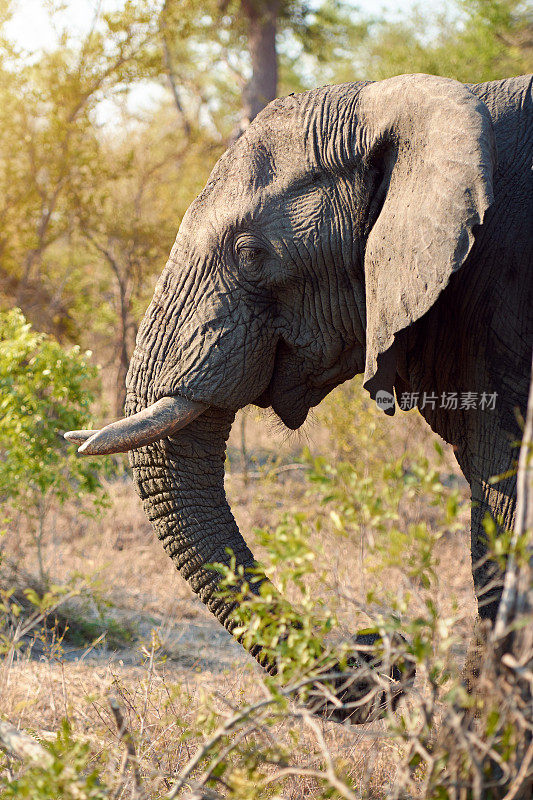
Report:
7,0,437,55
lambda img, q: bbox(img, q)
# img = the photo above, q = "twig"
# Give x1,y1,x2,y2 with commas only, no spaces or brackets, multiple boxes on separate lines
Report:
502,739,533,800
108,695,144,800
303,711,358,800
138,632,157,755
167,663,398,799
166,695,276,798
159,0,191,135
247,463,310,479
493,351,533,644
260,765,354,789
180,788,223,800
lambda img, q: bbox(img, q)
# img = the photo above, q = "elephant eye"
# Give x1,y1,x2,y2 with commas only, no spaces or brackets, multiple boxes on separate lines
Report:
239,246,263,263
234,236,267,271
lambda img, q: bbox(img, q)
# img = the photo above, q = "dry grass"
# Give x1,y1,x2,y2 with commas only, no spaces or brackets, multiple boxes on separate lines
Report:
0,382,481,797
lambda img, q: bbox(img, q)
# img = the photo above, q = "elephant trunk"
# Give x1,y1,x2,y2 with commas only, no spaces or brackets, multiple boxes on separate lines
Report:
126,397,272,668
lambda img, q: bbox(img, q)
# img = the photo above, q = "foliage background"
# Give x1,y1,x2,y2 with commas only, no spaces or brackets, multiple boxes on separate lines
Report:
0,1,531,798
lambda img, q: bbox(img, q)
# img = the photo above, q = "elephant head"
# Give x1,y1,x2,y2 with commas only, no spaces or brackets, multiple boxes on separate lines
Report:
67,74,495,688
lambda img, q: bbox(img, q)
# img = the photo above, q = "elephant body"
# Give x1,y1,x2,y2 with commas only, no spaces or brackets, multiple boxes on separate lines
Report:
393,76,533,620
69,74,533,714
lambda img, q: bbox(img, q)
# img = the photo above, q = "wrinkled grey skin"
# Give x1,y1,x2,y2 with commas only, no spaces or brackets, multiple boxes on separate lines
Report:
125,74,532,697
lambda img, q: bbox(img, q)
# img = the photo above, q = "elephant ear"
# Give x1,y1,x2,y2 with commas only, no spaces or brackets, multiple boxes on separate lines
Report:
357,74,496,410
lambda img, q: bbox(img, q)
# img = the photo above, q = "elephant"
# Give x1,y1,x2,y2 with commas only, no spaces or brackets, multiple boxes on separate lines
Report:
66,73,533,721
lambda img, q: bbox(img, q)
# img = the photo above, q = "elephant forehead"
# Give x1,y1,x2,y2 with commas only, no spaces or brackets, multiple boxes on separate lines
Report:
198,128,314,206
175,95,337,245
179,172,314,248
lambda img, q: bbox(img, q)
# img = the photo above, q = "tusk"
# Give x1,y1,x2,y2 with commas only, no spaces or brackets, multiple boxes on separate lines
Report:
64,396,207,456
64,430,99,444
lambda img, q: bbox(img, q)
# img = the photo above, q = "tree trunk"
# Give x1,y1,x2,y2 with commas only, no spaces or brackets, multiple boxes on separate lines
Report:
239,0,279,131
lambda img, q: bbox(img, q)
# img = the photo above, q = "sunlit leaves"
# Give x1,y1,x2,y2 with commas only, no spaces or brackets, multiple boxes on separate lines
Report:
0,308,108,517
364,0,533,83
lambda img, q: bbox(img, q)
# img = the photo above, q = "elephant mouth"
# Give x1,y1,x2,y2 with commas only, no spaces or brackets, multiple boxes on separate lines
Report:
250,341,315,430
254,337,364,431
251,376,308,430
254,381,329,431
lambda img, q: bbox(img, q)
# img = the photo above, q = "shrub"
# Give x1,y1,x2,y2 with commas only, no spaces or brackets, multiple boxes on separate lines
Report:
0,308,108,584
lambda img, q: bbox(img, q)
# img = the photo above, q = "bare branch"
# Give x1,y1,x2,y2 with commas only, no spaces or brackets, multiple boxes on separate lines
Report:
108,695,144,800
159,1,191,136
493,350,533,649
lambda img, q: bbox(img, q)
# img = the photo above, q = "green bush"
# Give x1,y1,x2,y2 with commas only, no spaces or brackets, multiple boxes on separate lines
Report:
1,720,107,800
0,308,108,584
